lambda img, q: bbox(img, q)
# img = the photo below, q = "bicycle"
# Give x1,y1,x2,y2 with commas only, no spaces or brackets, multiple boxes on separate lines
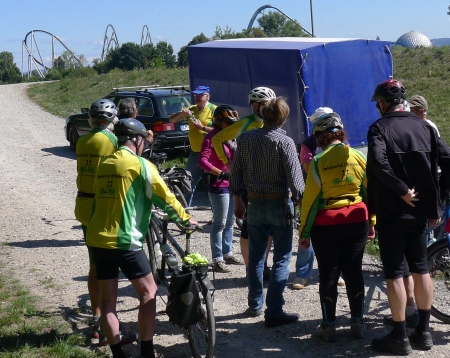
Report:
426,221,450,323
144,206,216,358
425,194,450,246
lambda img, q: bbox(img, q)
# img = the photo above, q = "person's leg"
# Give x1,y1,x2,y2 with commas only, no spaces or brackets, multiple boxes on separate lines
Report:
223,194,242,264
88,264,101,317
208,192,228,262
310,225,342,326
130,274,158,341
246,198,271,313
240,190,249,268
98,278,121,345
185,151,202,206
339,221,368,322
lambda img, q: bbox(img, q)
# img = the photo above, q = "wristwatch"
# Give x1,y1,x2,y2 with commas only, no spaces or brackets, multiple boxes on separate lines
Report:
202,126,206,131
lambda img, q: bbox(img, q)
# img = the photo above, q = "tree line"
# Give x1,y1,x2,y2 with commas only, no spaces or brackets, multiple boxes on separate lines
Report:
0,11,308,84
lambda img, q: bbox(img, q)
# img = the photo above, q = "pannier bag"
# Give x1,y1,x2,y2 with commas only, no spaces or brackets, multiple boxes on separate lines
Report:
166,270,203,328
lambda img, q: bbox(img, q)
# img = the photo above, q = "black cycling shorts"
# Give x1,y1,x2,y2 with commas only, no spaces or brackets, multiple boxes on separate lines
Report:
376,217,428,280
91,247,151,281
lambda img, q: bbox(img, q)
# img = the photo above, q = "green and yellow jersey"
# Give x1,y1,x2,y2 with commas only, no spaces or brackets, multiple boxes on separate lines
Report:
299,143,376,239
86,147,190,250
212,113,263,165
188,103,216,152
75,129,118,226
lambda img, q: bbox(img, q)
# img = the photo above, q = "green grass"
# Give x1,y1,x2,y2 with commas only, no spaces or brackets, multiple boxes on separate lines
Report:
0,261,106,358
27,67,189,118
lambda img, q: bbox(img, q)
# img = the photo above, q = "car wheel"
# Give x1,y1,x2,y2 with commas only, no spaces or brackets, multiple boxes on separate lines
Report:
68,124,79,151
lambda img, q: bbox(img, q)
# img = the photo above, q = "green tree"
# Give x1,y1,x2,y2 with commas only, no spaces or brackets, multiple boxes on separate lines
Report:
257,11,308,37
0,51,21,84
177,33,209,67
156,41,176,68
104,42,144,71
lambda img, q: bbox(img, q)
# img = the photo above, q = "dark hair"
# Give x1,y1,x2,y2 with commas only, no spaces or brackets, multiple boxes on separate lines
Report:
261,97,290,127
314,128,347,148
118,98,138,119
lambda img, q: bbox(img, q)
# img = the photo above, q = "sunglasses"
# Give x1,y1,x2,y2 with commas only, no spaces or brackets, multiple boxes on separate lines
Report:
194,93,207,98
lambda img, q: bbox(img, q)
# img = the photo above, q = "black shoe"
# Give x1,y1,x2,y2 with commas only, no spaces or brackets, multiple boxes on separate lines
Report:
409,329,433,350
263,266,271,281
383,312,419,328
371,333,412,356
265,313,299,328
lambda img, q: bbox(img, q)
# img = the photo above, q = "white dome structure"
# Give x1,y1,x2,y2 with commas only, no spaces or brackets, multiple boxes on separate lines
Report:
395,31,433,48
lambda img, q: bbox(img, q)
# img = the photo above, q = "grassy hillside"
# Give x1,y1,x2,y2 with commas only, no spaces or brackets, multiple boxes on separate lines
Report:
27,67,189,118
28,46,450,143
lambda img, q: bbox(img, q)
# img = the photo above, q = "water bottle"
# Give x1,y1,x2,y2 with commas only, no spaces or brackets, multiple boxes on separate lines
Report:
160,243,178,268
154,242,162,270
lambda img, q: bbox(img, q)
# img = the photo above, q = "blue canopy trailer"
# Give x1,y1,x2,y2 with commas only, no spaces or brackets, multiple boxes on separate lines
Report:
187,37,393,149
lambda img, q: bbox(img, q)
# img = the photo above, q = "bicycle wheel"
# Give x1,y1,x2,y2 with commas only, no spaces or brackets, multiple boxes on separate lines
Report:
172,184,188,208
145,217,162,283
427,239,450,323
187,284,215,358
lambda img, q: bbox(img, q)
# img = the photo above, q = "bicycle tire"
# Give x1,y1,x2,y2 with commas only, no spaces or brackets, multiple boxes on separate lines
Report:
427,239,450,323
144,217,162,283
172,184,188,208
187,284,215,358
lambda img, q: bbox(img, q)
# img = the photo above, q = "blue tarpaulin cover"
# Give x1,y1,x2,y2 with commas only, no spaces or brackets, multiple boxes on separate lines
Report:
188,37,393,147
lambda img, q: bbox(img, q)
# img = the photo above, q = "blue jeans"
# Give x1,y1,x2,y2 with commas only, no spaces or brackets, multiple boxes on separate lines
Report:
185,151,203,206
247,198,293,317
208,192,234,261
295,242,314,279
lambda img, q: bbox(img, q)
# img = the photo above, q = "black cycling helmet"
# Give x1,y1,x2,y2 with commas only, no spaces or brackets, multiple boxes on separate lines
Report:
88,99,117,123
213,105,239,126
371,79,406,102
114,118,149,141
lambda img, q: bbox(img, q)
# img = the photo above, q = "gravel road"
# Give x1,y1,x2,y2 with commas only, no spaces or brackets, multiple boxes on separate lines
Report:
1,82,448,358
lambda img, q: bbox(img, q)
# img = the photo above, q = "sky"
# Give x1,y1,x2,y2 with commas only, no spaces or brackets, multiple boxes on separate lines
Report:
3,0,450,72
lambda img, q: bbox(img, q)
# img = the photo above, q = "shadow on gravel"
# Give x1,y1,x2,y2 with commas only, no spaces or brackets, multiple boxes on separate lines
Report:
6,238,85,248
41,146,76,160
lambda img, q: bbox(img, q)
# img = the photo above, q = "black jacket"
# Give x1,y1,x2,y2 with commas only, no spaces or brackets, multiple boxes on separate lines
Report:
367,111,450,220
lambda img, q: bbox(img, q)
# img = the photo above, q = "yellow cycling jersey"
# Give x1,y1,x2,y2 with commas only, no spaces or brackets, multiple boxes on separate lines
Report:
75,129,118,226
212,113,263,165
299,143,376,238
86,147,190,250
188,103,216,152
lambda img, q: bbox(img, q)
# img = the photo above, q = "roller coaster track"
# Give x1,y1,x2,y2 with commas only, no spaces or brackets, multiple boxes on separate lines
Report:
22,30,82,78
247,4,313,37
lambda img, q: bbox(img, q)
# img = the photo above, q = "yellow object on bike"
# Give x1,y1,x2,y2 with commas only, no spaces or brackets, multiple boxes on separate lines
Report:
183,253,209,266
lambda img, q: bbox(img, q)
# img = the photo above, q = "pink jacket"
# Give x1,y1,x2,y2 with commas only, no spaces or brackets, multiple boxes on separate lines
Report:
199,126,234,189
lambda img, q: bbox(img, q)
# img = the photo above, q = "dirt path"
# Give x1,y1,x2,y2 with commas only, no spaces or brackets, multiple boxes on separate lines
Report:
0,82,448,357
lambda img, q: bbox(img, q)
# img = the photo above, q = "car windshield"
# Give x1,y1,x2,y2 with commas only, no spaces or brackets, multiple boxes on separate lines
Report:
157,95,191,116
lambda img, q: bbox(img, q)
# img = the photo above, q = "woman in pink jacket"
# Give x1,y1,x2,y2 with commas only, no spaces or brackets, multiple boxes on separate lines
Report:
199,105,244,273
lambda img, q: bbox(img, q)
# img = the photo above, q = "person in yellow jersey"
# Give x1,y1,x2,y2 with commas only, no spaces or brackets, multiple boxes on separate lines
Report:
299,111,375,342
212,87,276,279
169,85,216,206
75,99,118,339
86,118,198,358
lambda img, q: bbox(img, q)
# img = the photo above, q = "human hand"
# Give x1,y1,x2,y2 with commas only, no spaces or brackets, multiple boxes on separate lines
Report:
189,218,199,226
233,196,246,220
192,120,204,130
299,238,310,249
226,162,232,172
428,217,441,226
219,171,230,181
147,130,154,142
368,226,376,240
182,109,192,116
400,188,419,207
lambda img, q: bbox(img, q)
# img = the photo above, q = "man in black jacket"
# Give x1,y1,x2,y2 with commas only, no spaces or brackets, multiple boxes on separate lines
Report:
367,79,450,355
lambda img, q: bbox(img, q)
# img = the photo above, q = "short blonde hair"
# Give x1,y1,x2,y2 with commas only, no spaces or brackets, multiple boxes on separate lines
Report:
262,97,290,127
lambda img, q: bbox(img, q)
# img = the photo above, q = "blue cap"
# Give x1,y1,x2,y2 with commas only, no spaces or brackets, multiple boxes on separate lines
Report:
192,85,210,94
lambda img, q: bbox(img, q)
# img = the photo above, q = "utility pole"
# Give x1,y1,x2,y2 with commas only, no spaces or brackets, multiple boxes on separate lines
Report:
310,0,315,37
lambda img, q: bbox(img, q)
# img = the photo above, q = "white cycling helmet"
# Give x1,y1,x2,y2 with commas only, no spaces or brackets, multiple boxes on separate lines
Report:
309,107,333,123
248,87,276,104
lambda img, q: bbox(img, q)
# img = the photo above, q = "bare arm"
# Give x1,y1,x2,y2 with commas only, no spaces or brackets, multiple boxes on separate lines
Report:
169,109,191,123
